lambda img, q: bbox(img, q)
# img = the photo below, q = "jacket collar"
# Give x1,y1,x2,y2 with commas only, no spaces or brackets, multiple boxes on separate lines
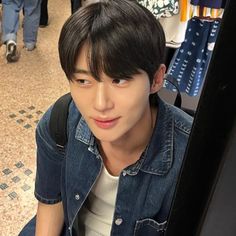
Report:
75,98,174,176
140,98,174,175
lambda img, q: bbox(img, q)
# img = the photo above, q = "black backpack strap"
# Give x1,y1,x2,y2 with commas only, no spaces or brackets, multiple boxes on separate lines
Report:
164,74,182,108
49,93,72,152
164,75,195,117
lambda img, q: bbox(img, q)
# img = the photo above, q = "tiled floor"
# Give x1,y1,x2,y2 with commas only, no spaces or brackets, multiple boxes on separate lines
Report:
0,1,70,235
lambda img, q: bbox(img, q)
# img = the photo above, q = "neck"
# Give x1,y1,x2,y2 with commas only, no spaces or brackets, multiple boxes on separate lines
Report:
99,107,157,175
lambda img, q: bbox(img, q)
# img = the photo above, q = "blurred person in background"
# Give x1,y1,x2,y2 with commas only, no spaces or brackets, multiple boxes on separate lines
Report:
71,0,81,14
71,0,100,14
40,0,48,27
1,0,41,63
0,1,2,47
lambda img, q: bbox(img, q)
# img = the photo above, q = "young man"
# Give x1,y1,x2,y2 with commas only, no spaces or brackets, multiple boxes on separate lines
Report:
19,0,193,235
1,0,41,62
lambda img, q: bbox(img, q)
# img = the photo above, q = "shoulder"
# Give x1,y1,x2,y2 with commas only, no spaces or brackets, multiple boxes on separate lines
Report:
170,104,193,135
67,100,82,132
160,99,193,135
159,100,193,168
36,98,81,147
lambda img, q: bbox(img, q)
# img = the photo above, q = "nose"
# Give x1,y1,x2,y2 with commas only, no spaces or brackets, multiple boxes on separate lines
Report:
94,82,113,112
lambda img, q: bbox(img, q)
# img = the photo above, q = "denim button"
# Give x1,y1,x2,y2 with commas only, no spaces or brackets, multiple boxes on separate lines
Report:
115,218,123,225
75,194,80,200
122,171,127,176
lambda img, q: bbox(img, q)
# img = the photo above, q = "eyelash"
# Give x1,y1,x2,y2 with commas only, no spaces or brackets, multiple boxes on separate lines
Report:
74,79,91,86
77,79,88,84
73,78,129,87
112,79,128,85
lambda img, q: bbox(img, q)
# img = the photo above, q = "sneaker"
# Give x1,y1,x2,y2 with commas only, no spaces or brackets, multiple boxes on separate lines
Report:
39,23,49,28
24,43,36,51
6,40,19,63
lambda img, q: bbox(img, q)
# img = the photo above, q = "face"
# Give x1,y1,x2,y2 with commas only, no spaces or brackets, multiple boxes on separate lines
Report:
69,44,164,144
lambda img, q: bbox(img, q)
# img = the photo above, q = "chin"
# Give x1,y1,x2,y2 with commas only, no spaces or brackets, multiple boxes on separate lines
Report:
95,134,119,143
92,130,122,143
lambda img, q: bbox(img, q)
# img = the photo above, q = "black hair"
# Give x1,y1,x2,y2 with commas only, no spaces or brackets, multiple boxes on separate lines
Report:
58,0,166,104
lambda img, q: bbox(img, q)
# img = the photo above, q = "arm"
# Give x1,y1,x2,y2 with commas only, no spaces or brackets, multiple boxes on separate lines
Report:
35,201,64,236
34,106,66,236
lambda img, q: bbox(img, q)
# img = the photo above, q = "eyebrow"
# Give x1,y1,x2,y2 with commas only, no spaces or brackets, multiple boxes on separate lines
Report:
74,69,91,75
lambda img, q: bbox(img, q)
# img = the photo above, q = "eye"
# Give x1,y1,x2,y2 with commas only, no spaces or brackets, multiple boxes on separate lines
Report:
75,79,91,86
112,79,128,86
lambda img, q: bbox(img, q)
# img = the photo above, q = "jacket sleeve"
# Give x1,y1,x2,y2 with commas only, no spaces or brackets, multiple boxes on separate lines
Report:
34,105,65,204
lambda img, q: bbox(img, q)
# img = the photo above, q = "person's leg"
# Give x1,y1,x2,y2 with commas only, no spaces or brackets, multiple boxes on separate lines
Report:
1,0,23,43
39,0,48,27
23,0,41,50
1,0,22,62
0,4,2,46
71,0,73,14
71,0,81,14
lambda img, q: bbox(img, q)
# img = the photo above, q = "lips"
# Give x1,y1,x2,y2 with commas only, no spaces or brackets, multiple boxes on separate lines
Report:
93,117,120,129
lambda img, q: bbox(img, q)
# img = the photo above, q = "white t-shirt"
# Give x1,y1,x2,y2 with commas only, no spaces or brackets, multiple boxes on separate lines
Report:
77,166,119,235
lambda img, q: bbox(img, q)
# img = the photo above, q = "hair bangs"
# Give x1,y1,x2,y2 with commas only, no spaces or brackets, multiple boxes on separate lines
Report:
59,0,166,89
86,4,142,81
87,38,141,81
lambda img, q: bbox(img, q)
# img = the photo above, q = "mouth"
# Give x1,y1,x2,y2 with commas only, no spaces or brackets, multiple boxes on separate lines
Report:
93,117,120,129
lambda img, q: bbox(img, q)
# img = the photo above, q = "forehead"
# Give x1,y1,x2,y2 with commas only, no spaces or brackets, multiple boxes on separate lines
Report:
76,43,90,69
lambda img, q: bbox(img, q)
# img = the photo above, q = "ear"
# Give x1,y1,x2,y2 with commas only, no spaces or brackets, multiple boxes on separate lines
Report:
150,64,166,94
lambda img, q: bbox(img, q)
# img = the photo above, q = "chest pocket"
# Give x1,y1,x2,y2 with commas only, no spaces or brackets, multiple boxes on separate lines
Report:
134,219,167,236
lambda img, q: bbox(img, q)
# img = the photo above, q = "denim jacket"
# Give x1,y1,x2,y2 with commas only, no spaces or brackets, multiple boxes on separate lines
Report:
34,97,193,236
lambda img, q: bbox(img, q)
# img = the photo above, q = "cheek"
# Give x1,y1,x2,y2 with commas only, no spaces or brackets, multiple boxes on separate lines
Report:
128,85,150,104
121,89,150,115
70,90,89,115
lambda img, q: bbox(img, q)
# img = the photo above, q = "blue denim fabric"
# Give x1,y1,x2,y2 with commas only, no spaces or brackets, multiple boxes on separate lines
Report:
18,216,36,236
1,0,41,45
19,97,193,236
18,216,67,236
